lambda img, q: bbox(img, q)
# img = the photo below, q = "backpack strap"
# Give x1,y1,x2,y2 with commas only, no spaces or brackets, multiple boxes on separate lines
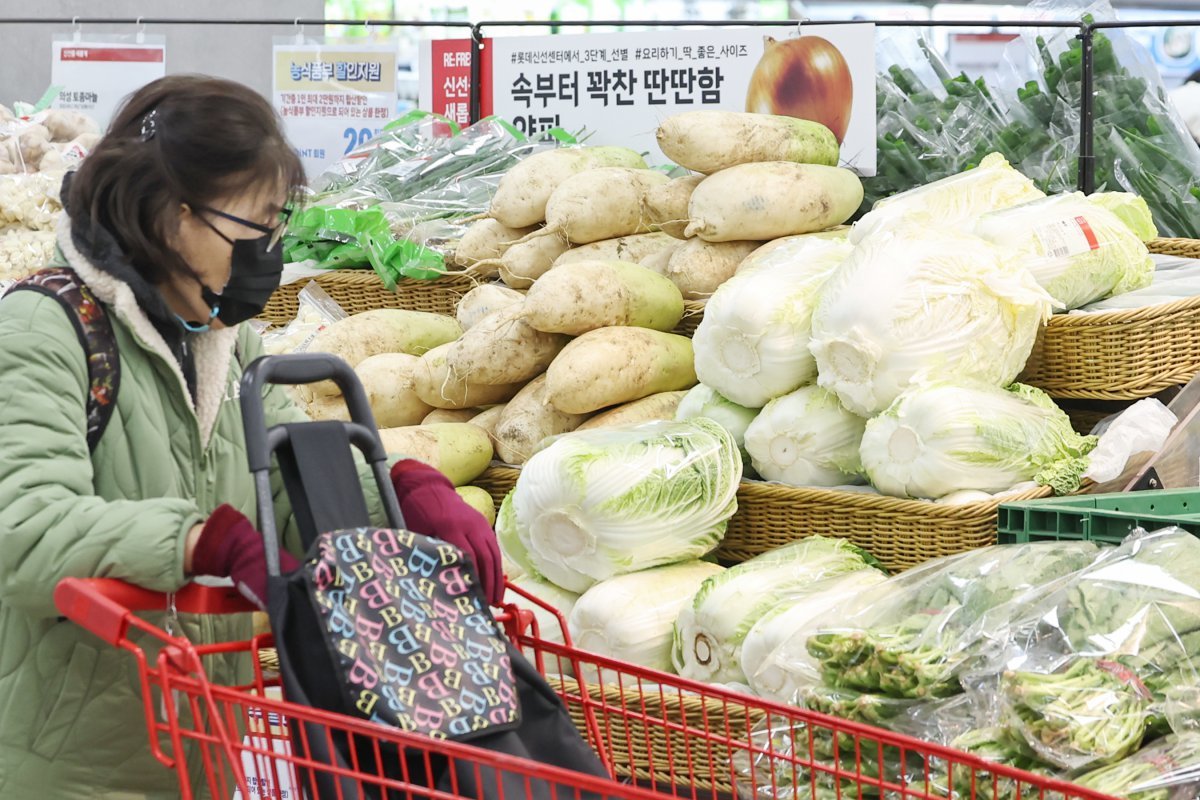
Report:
3,268,120,452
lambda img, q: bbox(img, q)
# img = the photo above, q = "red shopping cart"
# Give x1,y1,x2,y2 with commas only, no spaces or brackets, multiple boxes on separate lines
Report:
52,353,1114,800
53,576,1114,800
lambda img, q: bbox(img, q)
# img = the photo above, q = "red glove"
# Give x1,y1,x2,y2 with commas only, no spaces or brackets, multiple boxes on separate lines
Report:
390,459,504,606
191,505,300,609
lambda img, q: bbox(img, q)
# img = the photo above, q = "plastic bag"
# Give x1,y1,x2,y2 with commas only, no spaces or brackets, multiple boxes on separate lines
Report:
0,227,55,281
974,191,1154,310
734,694,947,800
983,527,1200,771
0,172,62,231
762,542,1103,704
1078,254,1200,312
284,117,565,286
1082,398,1177,483
1072,731,1200,799
260,281,348,356
308,110,459,196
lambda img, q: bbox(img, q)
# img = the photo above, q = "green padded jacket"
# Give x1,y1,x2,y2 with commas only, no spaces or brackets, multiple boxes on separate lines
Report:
0,216,388,798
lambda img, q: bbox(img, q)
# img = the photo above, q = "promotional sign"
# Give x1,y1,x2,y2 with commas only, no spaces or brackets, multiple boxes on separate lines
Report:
419,39,474,128
420,25,876,175
50,38,166,128
946,33,1020,74
273,42,397,176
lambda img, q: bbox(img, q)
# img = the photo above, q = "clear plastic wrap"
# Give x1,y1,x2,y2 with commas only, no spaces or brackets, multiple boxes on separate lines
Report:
308,110,459,196
0,228,55,281
973,192,1154,310
761,542,1103,704
260,281,348,356
868,3,1200,239
1072,732,1200,799
982,527,1200,771
283,118,568,285
673,542,885,686
0,172,63,231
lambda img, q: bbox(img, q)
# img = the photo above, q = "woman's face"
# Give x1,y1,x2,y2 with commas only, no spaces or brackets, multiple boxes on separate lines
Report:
162,185,286,329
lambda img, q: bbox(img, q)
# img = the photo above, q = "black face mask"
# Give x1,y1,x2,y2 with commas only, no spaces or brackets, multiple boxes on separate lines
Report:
200,232,285,327
178,206,288,332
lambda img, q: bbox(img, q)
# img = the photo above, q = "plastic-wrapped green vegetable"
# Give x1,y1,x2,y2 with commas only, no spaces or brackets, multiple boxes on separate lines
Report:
802,542,1101,700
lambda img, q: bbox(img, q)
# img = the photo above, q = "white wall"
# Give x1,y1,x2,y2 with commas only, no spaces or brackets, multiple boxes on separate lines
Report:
0,0,325,107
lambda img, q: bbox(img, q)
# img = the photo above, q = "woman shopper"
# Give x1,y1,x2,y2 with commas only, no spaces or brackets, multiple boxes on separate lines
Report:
0,75,501,799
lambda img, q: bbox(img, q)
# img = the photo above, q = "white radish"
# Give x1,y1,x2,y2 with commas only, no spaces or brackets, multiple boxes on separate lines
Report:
662,239,762,299
545,327,698,414
643,175,704,239
378,423,493,486
413,343,526,409
446,305,569,386
494,376,591,465
482,233,570,289
301,309,462,401
454,218,537,273
519,167,669,246
685,162,863,243
657,111,839,174
522,260,684,335
422,408,480,425
456,284,526,330
469,405,507,447
490,146,647,228
640,241,684,274
552,232,678,267
354,353,432,428
575,391,689,431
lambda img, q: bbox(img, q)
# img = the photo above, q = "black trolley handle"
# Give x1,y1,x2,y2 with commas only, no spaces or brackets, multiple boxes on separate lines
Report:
239,353,405,576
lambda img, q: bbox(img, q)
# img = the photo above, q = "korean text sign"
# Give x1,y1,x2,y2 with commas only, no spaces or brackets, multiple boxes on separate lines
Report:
273,43,397,176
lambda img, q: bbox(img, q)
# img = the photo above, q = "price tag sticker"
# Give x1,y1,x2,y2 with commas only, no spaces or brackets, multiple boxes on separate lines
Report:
1035,215,1102,260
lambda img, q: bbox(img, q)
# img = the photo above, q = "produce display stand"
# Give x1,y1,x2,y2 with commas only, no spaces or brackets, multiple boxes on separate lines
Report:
52,576,1109,800
473,465,1051,573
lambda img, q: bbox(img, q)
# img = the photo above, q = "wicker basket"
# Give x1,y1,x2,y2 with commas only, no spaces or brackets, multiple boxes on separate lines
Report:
472,465,1051,573
259,268,484,327
552,674,760,794
1019,238,1200,400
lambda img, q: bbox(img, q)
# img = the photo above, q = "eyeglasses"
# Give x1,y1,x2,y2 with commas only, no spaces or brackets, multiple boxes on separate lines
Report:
197,205,293,253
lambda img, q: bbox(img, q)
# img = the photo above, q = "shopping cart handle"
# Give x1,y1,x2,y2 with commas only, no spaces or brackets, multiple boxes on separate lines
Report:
55,578,254,647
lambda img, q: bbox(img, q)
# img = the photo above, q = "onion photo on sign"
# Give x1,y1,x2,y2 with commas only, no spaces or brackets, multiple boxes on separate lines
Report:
746,36,854,144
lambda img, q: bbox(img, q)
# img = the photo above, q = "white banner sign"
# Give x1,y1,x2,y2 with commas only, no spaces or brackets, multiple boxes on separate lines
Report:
477,25,876,175
50,38,167,129
273,42,397,176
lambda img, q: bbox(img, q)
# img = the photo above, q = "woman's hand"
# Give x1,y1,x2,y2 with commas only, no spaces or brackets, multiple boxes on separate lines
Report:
188,506,298,608
389,459,504,605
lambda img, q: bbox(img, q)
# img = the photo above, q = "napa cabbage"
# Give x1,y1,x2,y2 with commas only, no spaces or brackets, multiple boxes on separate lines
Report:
568,560,725,673
692,237,852,409
809,226,1056,417
850,152,1045,244
675,384,759,463
975,192,1154,310
743,385,865,487
859,380,1097,500
508,419,742,593
672,537,884,685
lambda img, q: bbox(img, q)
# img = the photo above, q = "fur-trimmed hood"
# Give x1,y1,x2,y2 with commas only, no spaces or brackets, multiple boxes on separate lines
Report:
54,214,239,448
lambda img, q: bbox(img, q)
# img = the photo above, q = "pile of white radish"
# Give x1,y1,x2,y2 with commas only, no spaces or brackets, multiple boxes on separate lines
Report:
270,111,868,526
432,261,699,467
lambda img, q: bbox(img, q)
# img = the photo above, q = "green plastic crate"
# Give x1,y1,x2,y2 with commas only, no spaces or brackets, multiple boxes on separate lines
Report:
998,488,1200,545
